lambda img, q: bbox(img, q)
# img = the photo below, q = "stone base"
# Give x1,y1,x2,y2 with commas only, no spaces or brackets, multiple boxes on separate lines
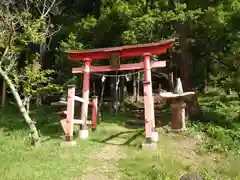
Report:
60,135,65,140
170,128,187,133
151,131,159,142
79,129,89,139
141,142,157,151
60,140,77,147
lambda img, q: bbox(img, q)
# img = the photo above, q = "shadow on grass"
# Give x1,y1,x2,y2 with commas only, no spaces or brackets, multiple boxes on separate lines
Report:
0,101,146,144
121,108,171,129
31,107,64,139
0,100,147,143
0,101,63,140
91,129,144,147
99,105,172,129
0,102,28,133
219,95,239,103
191,110,236,129
190,102,240,130
204,91,221,97
191,90,240,130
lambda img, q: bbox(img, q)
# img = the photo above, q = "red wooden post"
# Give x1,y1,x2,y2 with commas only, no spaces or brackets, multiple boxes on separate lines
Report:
65,85,75,141
79,58,91,139
91,96,98,131
151,93,158,142
142,53,156,144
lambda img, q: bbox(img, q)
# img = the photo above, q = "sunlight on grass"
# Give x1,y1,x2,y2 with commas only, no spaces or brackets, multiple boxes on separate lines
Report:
0,104,102,180
119,148,185,180
117,129,240,180
0,130,102,180
0,90,239,180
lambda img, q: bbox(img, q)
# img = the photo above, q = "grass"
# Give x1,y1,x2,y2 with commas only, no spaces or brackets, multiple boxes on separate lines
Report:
0,88,239,180
0,104,101,180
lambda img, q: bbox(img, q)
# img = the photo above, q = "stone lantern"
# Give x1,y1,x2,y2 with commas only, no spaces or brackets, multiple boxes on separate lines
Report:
160,78,195,132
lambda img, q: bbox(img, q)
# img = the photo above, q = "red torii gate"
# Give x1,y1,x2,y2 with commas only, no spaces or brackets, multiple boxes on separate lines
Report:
64,39,175,147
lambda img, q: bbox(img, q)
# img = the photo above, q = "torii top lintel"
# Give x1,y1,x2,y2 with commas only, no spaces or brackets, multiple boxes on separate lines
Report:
66,39,175,61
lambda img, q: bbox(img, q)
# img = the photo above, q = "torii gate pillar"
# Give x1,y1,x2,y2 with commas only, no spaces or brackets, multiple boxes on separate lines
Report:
142,53,156,145
79,58,91,139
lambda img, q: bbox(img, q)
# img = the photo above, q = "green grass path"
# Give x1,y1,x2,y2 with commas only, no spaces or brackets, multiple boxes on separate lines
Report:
0,97,240,180
1,122,240,180
0,119,130,180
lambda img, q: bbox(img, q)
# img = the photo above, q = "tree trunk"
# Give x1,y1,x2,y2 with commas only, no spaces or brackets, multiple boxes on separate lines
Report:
145,0,149,13
169,71,174,92
136,71,140,102
168,58,174,92
0,67,41,147
36,95,42,106
1,80,6,108
176,22,193,91
175,22,199,118
26,95,31,115
133,73,137,102
119,76,125,103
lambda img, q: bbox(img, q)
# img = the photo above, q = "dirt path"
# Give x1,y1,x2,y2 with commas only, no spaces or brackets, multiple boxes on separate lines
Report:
78,137,126,180
157,132,223,174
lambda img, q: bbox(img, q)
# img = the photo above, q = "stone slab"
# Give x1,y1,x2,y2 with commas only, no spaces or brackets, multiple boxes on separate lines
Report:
170,128,187,133
60,140,77,147
141,142,157,151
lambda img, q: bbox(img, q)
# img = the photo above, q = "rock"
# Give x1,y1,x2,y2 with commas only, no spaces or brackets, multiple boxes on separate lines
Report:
174,78,184,94
180,171,203,180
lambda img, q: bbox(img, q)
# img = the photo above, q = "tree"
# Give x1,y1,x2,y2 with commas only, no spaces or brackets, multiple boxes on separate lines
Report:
0,0,59,146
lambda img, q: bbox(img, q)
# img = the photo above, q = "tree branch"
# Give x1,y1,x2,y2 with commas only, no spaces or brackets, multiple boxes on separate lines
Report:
5,58,17,74
25,0,30,11
45,25,62,38
41,0,56,18
0,27,14,66
42,0,47,16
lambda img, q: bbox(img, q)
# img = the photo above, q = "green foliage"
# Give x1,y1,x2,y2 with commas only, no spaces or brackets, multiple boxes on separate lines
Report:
52,0,239,97
196,124,240,153
0,2,63,106
60,32,84,50
190,89,240,153
21,59,62,97
2,0,236,97
14,13,45,49
7,53,62,105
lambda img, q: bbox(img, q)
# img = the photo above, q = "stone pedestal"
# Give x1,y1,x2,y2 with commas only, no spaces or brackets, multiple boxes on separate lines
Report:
79,125,89,139
60,135,77,147
171,101,186,132
151,131,159,142
141,142,157,151
60,140,77,147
